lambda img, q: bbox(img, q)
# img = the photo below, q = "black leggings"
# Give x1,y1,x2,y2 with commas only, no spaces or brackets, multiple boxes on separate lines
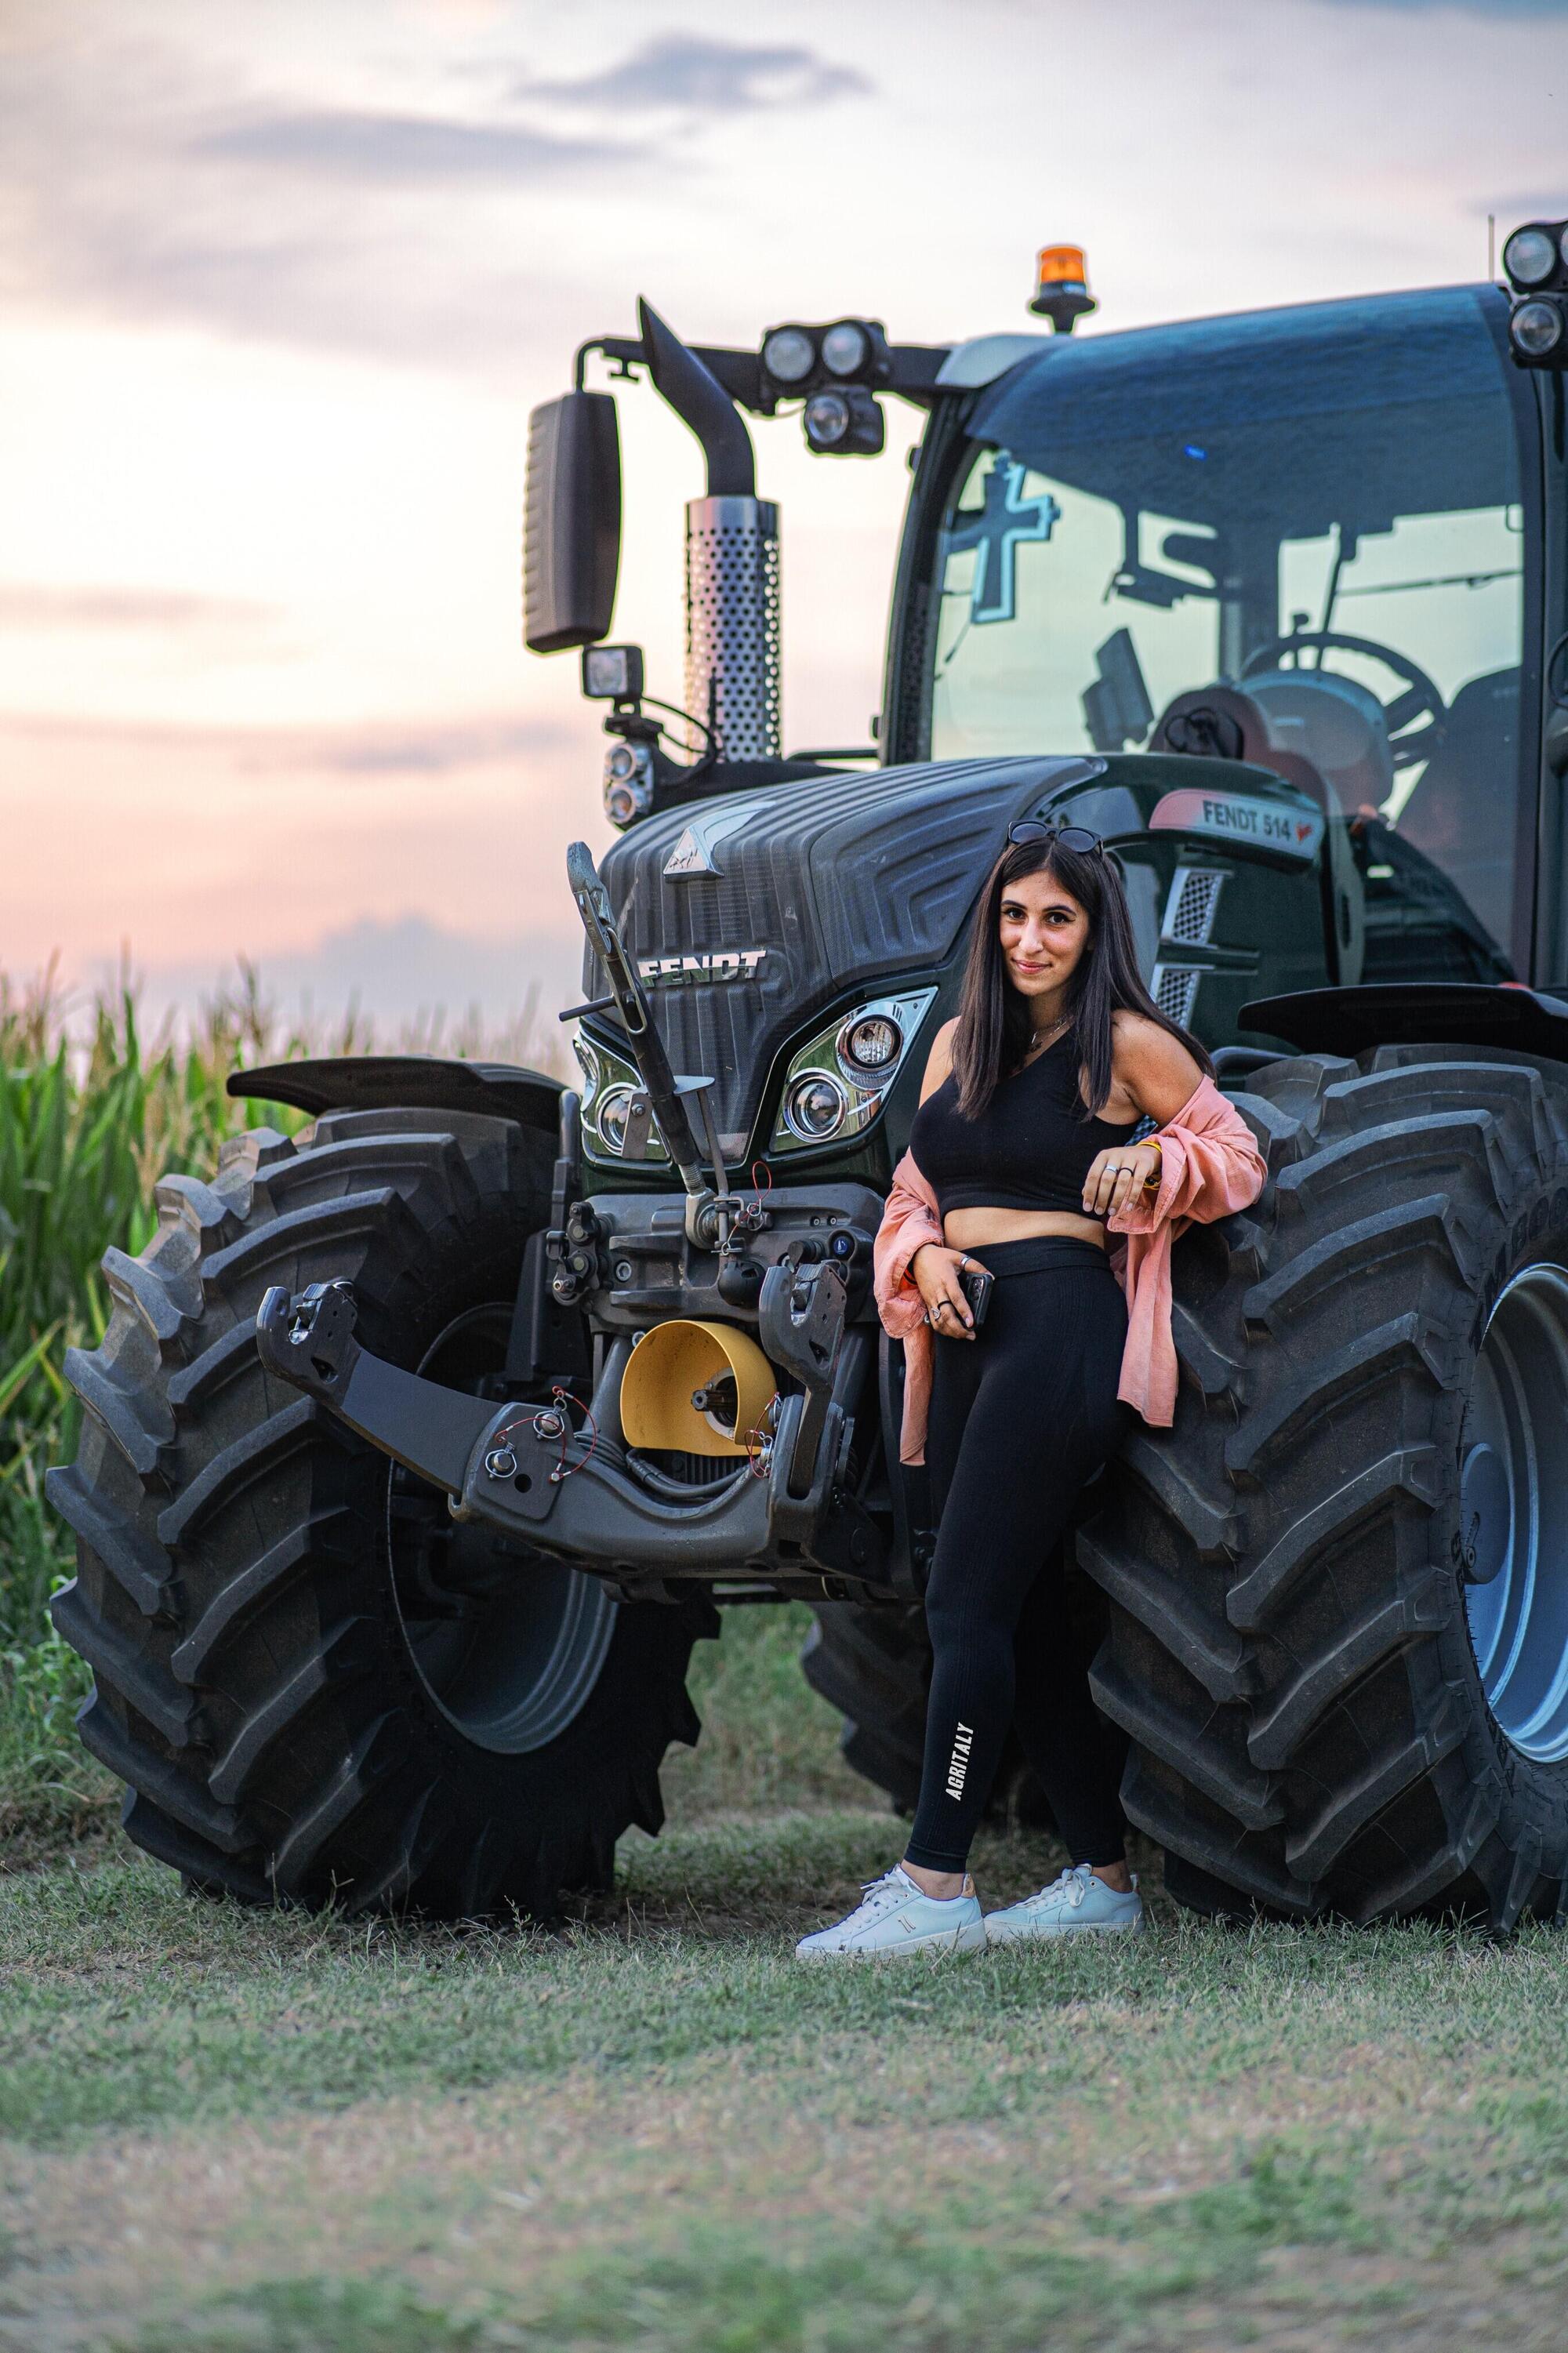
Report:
904,1236,1134,1876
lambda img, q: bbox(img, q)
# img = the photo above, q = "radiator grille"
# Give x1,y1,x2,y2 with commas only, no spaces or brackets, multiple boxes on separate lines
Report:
1151,964,1201,1027
1163,867,1225,948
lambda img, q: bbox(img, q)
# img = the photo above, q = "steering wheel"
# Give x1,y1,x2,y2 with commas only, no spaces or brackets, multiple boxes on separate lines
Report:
1240,630,1446,771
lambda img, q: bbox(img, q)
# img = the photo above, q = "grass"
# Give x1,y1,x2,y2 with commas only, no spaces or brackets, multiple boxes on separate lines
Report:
5,1813,1568,2350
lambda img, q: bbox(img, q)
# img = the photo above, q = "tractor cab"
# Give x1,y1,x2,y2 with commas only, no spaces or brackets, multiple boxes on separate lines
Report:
899,285,1538,996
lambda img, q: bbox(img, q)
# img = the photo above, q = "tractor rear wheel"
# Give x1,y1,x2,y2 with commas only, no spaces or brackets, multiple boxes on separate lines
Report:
49,1106,715,1918
1083,1044,1568,1926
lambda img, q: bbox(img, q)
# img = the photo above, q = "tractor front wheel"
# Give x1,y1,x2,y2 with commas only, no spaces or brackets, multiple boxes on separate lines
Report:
49,1106,715,1918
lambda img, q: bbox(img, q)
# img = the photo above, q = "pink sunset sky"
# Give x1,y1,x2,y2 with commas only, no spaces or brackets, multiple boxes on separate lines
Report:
2,0,1564,1030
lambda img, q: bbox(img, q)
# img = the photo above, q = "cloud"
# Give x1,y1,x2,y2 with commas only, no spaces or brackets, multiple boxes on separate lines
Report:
0,583,278,633
0,34,632,378
194,108,624,184
0,707,569,779
518,34,871,114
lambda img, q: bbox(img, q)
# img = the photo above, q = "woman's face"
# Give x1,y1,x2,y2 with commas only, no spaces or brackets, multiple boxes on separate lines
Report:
998,863,1091,1004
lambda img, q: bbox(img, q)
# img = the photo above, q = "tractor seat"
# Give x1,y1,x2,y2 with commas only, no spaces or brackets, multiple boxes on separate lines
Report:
1243,669,1394,813
1149,683,1338,815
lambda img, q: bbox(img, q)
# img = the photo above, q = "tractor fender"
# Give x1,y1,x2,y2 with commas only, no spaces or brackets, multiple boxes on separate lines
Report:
1242,982,1568,1069
227,1053,564,1133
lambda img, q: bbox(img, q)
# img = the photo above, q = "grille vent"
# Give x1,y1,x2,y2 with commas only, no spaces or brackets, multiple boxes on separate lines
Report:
1151,965,1201,1027
1163,867,1225,948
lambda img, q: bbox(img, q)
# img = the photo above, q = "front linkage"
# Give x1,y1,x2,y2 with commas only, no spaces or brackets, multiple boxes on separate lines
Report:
257,1238,883,1590
259,844,895,1600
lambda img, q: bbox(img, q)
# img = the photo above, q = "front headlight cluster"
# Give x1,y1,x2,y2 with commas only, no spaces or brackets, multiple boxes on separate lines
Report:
575,1031,667,1166
770,991,936,1157
575,989,935,1168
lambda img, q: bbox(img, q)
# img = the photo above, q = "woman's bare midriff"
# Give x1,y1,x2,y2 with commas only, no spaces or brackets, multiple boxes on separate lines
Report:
942,1207,1108,1252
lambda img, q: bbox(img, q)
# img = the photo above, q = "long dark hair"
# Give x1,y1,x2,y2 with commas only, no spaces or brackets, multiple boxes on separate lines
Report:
951,836,1214,1120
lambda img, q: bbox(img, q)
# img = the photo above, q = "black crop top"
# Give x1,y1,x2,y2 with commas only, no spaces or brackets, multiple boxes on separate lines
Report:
908,1030,1140,1220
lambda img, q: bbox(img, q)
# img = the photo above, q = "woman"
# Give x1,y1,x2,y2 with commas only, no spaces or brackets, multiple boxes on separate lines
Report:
796,819,1266,1960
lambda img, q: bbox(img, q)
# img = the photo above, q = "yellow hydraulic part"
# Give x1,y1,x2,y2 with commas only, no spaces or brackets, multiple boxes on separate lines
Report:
619,1320,776,1457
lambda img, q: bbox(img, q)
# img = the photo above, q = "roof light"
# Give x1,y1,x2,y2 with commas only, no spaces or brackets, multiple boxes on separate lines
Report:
1029,243,1096,334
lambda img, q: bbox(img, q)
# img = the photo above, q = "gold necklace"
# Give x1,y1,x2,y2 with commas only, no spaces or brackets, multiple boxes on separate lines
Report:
1022,1013,1071,1065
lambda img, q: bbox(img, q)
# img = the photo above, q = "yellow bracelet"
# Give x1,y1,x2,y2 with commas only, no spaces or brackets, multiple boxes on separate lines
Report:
1141,1137,1163,1191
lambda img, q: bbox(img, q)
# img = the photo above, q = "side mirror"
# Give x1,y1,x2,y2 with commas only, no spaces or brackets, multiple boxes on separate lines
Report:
522,390,621,653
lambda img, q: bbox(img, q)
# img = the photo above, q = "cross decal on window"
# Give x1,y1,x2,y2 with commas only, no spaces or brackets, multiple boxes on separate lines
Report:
945,453,1062,625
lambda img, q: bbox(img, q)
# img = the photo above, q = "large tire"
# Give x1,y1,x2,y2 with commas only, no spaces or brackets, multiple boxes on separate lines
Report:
800,1603,929,1811
48,1107,716,1918
1082,1044,1568,1928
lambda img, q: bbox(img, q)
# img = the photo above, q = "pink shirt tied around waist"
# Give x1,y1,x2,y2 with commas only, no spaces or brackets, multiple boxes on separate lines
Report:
872,1073,1267,1463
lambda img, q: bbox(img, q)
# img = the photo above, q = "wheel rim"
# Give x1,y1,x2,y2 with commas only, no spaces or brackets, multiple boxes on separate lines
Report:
387,1302,617,1755
1463,1262,1568,1762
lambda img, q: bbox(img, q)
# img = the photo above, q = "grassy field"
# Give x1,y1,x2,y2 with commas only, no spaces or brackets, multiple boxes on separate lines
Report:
7,1796,1568,2353
7,975,1568,2349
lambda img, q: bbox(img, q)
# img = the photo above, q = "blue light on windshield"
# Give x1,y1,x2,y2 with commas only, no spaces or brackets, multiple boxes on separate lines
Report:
1184,443,1207,460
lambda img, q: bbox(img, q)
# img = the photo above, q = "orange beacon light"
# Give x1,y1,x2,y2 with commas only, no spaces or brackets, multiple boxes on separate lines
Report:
1030,245,1096,334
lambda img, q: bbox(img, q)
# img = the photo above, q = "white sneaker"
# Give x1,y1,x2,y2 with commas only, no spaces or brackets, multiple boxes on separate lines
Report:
985,1863,1143,1944
794,1866,986,1962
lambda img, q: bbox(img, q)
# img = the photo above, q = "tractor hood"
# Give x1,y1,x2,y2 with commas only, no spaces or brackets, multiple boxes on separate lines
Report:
587,753,1102,1153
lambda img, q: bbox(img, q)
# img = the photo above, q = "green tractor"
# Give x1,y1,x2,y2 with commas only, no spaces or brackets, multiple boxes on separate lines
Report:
49,225,1568,1928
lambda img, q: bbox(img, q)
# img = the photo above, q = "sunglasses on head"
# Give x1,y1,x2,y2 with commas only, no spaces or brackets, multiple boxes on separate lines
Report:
1006,819,1105,858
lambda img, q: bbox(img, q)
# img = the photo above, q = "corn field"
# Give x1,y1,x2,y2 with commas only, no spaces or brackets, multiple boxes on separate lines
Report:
0,961,561,1849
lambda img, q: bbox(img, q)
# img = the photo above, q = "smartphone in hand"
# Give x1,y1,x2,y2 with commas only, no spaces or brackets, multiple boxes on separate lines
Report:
959,1263,994,1328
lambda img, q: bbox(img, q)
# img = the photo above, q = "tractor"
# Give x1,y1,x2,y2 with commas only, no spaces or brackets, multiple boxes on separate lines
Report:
49,226,1568,1927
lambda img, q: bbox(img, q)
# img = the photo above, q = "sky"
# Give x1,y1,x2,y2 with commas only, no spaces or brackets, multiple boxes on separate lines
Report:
2,0,1565,1037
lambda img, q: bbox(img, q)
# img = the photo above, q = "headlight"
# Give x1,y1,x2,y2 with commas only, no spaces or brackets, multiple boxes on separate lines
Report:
602,739,655,827
1504,226,1558,289
820,320,869,377
761,325,815,383
575,1033,666,1164
785,1073,848,1142
1512,299,1566,360
770,989,936,1157
597,1084,637,1153
837,1013,902,1074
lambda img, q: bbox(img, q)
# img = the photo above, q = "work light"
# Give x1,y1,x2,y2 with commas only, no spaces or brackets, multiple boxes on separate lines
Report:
803,385,884,456
1504,225,1559,289
581,644,644,701
820,320,870,377
760,326,815,384
1510,296,1568,366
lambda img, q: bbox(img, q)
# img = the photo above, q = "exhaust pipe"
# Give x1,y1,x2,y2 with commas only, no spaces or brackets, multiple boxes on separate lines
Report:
638,299,781,762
